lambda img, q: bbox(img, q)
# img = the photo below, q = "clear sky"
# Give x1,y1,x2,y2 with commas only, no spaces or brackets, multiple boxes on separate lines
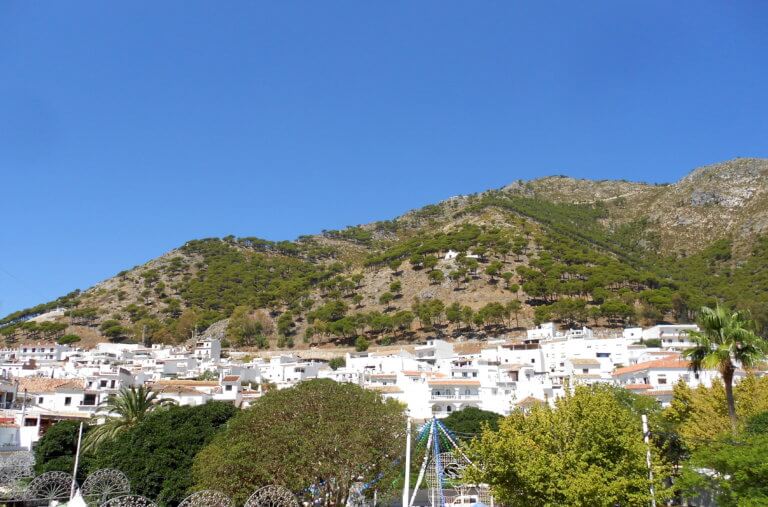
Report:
1,1,767,315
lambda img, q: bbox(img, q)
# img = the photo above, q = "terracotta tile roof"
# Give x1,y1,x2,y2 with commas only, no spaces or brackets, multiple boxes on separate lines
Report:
500,363,528,371
369,373,397,378
427,379,480,386
612,358,690,377
151,384,206,396
569,358,601,366
624,383,652,390
516,396,545,408
18,378,85,393
641,389,675,396
153,380,218,387
453,342,485,354
222,375,240,382
573,374,603,379
370,386,403,393
38,411,91,420
402,370,446,378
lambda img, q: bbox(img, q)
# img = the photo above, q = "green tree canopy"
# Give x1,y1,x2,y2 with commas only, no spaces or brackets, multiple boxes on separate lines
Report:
664,375,768,449
83,386,175,452
684,305,767,427
328,356,346,370
678,411,768,506
92,401,236,506
441,407,501,439
469,384,671,506
57,333,82,345
34,420,92,478
193,379,406,506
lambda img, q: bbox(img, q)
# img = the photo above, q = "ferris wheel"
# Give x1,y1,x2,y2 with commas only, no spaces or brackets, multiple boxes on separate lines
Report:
405,417,475,507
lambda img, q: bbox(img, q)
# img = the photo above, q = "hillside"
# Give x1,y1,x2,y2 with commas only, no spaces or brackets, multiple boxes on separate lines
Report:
3,157,768,350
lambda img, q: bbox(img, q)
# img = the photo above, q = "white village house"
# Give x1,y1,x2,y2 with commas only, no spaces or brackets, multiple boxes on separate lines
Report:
0,320,764,451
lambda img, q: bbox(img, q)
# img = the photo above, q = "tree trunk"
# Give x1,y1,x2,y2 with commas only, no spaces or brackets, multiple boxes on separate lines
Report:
723,363,737,429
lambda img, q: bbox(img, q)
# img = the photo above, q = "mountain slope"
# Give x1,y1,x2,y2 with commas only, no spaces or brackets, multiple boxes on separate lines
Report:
3,158,768,349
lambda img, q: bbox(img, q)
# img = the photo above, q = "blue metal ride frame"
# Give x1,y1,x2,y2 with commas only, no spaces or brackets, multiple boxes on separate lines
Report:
431,417,445,507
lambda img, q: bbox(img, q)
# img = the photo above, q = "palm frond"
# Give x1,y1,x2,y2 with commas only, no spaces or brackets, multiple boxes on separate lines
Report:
83,385,177,453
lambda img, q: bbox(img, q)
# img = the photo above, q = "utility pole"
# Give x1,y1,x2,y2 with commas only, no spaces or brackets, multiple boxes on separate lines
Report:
70,422,84,499
402,416,412,507
642,414,656,507
11,379,18,409
20,389,27,424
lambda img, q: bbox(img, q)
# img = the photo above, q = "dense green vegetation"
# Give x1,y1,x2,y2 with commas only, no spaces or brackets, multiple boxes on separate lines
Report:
441,406,501,437
678,411,768,505
4,190,768,348
0,290,81,326
30,364,768,505
92,401,236,505
193,379,405,505
683,305,767,427
33,420,93,478
180,239,338,319
469,384,672,506
659,237,768,333
83,386,175,452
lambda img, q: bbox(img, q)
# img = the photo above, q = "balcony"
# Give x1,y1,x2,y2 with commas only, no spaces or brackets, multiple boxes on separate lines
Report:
430,393,480,401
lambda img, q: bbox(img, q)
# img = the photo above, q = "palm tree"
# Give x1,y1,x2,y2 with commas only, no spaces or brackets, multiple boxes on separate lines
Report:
684,305,767,428
83,385,174,452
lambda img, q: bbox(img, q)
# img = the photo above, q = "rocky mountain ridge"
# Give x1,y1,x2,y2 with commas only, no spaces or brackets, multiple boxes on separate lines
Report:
3,157,767,350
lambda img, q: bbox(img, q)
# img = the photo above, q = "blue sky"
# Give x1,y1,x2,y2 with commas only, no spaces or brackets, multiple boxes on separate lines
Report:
1,1,767,315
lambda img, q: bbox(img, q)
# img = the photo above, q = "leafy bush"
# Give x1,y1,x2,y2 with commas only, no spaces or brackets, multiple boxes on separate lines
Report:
91,401,236,506
354,336,370,352
57,334,81,345
192,380,405,505
34,421,92,478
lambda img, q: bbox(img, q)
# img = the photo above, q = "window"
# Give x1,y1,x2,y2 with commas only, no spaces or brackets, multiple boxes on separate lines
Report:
110,380,116,388
446,405,452,412
472,372,477,377
64,397,72,406
38,397,44,404
582,368,589,374
658,376,667,385
100,380,107,388
530,358,535,363
225,385,232,391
